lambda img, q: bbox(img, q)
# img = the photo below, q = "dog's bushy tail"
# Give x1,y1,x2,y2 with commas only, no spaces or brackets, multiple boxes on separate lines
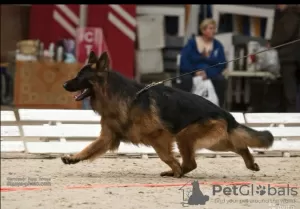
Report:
229,124,274,148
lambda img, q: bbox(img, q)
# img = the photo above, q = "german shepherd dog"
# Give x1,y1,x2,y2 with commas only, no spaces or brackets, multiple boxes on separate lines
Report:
61,51,274,178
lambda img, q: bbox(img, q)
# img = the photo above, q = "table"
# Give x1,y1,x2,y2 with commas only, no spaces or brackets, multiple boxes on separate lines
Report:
0,63,9,67
14,61,83,109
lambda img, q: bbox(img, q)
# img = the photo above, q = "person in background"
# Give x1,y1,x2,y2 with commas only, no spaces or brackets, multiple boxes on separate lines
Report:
271,5,300,112
179,18,227,107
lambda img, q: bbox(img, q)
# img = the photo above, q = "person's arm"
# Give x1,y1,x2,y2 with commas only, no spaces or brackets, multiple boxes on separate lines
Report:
203,44,227,79
271,12,299,46
179,44,194,74
179,38,202,74
183,38,204,64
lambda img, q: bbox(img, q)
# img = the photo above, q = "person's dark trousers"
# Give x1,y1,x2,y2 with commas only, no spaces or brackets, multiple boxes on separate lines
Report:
249,78,284,112
280,61,299,112
211,75,227,108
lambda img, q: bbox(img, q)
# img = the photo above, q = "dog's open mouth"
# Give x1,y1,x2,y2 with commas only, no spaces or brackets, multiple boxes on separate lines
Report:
74,88,92,101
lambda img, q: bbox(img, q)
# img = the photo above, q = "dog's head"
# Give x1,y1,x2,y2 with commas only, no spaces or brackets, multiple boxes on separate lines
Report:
63,51,110,101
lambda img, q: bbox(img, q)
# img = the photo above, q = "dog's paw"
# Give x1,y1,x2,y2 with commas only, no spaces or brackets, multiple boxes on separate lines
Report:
160,170,174,177
249,163,260,171
61,155,80,165
160,170,183,178
173,172,183,178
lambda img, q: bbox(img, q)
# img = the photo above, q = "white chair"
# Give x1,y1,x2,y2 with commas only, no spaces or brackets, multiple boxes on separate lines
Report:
3,108,300,157
244,113,300,127
1,110,25,152
18,109,101,124
245,113,300,155
18,109,101,142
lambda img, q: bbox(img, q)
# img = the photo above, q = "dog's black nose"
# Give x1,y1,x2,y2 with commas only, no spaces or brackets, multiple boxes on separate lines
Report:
63,82,68,89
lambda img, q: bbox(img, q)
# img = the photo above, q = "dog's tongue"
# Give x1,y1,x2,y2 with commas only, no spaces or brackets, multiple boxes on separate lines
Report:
74,92,82,100
74,89,90,101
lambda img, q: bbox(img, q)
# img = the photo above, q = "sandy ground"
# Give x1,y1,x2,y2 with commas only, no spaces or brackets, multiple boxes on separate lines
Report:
1,156,300,209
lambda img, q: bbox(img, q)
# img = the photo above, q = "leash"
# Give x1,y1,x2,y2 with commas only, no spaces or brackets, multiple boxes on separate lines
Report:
135,38,300,97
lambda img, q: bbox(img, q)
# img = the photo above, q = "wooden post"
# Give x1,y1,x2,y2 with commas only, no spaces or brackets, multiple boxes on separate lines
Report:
250,17,261,37
79,5,88,27
185,5,191,31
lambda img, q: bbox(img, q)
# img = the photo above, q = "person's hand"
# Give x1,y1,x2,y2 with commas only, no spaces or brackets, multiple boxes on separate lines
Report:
195,71,202,76
195,70,207,79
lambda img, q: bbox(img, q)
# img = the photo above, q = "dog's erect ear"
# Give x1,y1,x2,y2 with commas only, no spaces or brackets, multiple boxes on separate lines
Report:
97,52,110,71
88,51,98,64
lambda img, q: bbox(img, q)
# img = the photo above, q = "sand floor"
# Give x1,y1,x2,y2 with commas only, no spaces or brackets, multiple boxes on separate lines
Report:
1,156,300,209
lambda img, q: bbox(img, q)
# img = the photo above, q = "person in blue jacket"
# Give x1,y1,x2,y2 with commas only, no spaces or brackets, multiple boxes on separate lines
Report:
179,18,227,107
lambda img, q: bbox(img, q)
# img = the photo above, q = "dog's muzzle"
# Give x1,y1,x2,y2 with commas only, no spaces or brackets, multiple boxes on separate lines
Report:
63,82,92,101
74,88,91,101
63,82,77,92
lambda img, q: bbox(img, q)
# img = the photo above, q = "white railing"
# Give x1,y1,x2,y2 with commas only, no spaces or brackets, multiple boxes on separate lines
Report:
1,109,300,157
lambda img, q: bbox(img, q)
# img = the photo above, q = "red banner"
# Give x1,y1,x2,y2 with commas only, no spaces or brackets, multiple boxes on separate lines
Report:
29,5,135,78
76,27,101,63
75,27,112,65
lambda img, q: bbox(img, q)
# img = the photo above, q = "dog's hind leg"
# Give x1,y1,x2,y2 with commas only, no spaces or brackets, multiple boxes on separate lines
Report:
176,139,197,176
235,148,260,171
61,126,116,164
147,130,182,178
175,120,228,176
228,126,266,172
209,141,260,172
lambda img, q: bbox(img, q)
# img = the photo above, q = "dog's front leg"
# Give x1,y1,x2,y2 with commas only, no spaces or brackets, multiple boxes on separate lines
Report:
61,126,116,164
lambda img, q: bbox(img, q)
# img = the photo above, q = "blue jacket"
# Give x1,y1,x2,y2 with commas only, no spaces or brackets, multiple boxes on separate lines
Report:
179,36,227,79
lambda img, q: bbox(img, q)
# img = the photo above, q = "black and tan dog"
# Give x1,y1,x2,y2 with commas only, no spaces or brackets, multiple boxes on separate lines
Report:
61,51,274,178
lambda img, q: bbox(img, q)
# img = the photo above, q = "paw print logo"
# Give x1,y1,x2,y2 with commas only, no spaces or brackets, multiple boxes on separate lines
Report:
256,185,266,196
